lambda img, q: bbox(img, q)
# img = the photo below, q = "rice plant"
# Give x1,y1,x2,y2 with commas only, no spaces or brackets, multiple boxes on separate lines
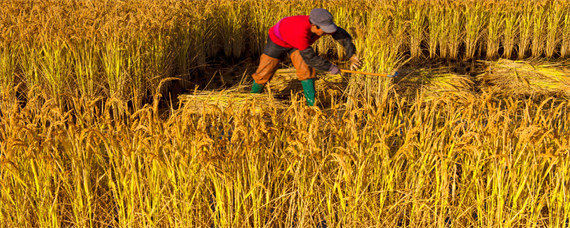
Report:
464,0,486,59
546,1,564,58
0,45,17,96
518,3,534,59
486,2,505,59
2,81,569,226
531,2,548,57
562,4,570,57
428,2,445,58
409,1,427,59
503,3,520,59
446,3,463,60
71,42,99,99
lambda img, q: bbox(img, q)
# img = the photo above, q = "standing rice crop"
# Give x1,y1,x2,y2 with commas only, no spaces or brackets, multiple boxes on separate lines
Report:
2,85,569,226
486,1,505,59
503,3,520,59
409,1,427,59
562,4,570,57
446,2,463,59
545,1,564,58
102,39,128,100
428,2,445,59
531,2,548,57
518,3,534,59
4,0,570,109
71,41,99,99
0,44,17,97
217,1,248,58
464,0,486,59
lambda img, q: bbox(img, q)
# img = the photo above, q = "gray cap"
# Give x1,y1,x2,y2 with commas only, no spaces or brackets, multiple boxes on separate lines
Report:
309,8,337,33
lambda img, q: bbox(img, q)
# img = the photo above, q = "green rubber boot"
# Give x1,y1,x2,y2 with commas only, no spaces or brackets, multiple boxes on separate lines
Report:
250,81,264,93
301,78,316,106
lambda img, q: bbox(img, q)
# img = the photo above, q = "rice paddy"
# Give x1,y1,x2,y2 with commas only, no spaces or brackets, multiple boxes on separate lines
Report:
1,0,569,226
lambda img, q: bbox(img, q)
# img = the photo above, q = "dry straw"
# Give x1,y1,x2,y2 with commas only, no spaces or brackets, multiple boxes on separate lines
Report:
179,68,347,113
266,68,345,95
478,59,570,97
395,67,474,102
179,86,287,114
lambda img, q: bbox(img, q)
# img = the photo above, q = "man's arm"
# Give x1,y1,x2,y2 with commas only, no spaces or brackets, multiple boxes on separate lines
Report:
299,47,334,72
298,27,358,74
331,27,356,60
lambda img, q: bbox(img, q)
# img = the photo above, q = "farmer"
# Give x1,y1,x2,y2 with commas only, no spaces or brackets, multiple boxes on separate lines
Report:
250,8,361,106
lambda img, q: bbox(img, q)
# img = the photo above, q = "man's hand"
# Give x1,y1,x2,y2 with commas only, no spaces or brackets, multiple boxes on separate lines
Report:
349,55,362,70
329,64,341,75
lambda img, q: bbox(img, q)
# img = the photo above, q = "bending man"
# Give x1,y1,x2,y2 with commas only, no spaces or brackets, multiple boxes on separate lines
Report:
250,8,361,106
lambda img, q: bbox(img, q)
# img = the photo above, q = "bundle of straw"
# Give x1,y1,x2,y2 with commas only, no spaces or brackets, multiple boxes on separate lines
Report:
478,59,570,97
395,67,474,102
266,67,345,96
266,68,299,93
179,85,286,113
421,72,474,101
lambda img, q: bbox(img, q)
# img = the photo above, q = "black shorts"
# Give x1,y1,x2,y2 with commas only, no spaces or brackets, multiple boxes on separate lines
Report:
262,37,296,60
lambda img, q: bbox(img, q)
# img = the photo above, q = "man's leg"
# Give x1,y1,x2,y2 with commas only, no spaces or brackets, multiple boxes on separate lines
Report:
290,50,317,106
251,54,279,93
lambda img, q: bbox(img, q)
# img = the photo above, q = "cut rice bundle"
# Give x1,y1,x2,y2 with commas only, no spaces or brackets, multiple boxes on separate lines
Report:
478,59,570,97
394,67,474,102
179,86,286,114
421,72,475,102
179,68,346,113
267,67,345,96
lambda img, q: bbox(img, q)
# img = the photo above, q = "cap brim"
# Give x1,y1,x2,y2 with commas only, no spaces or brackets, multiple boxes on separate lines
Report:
321,24,337,33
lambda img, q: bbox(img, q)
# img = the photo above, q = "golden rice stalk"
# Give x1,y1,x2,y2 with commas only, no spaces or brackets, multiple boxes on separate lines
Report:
562,4,570,57
531,2,548,57
502,3,519,59
446,2,462,59
518,3,534,59
409,1,427,59
427,2,444,59
545,1,563,58
478,59,570,97
486,2,505,59
464,1,485,59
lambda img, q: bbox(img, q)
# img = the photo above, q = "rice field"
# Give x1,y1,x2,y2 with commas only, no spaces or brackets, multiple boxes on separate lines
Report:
1,0,570,226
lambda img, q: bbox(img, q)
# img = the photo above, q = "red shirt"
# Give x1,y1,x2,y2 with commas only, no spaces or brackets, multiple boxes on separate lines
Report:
268,15,321,51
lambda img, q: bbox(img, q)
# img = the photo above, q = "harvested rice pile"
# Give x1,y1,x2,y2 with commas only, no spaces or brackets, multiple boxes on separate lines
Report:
179,85,286,113
179,68,347,113
422,72,474,101
478,59,570,97
395,67,474,102
267,67,346,97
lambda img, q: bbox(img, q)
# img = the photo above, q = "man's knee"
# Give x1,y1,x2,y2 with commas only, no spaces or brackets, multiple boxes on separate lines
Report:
290,51,316,81
251,54,279,84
